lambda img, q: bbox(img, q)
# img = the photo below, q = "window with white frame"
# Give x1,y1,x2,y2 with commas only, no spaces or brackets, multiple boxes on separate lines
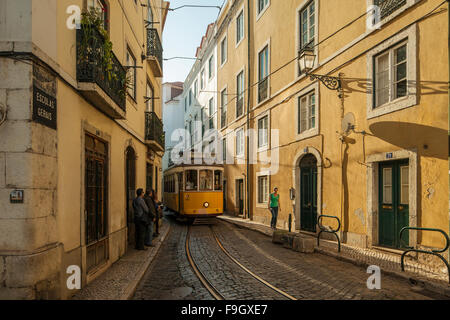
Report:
258,175,269,203
194,80,198,98
236,10,244,44
236,70,244,118
126,48,136,99
222,137,227,162
299,1,315,49
236,129,244,156
208,55,215,79
298,91,316,134
258,45,269,102
208,98,215,129
200,69,205,89
257,0,269,15
374,42,407,108
221,36,227,65
258,115,269,148
194,114,199,143
221,88,228,128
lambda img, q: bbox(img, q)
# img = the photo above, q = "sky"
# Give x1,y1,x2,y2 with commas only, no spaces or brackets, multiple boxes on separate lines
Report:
162,0,225,84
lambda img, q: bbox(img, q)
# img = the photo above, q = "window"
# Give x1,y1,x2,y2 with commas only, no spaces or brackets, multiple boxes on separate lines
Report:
189,89,192,106
299,1,315,49
400,165,409,204
221,37,227,65
147,0,153,23
214,171,223,191
258,175,269,203
258,0,269,15
298,92,316,134
222,138,227,162
258,45,269,102
258,115,268,148
146,81,154,112
236,129,244,156
126,48,136,99
236,10,244,44
236,71,244,117
374,0,407,20
221,88,227,128
88,0,108,31
209,98,215,129
199,170,213,191
208,55,215,79
185,170,198,191
382,168,392,204
194,80,198,98
194,114,199,143
200,69,205,89
374,42,407,108
184,97,187,112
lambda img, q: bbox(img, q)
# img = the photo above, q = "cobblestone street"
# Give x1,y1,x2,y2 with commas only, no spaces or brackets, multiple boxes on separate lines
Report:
132,216,449,300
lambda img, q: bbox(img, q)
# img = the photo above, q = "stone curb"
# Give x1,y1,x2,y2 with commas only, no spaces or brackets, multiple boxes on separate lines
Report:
120,222,171,300
219,215,450,298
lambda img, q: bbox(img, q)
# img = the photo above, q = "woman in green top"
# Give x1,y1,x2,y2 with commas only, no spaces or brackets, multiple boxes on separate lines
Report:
268,187,281,229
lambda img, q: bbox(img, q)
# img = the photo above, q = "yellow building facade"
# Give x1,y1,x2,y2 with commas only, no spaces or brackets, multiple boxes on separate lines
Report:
217,0,449,270
0,0,167,299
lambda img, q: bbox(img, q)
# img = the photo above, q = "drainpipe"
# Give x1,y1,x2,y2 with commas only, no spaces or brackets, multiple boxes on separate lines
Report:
245,0,251,220
447,0,450,263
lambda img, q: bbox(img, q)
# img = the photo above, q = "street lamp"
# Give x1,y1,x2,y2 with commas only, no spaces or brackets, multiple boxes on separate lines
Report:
298,47,342,92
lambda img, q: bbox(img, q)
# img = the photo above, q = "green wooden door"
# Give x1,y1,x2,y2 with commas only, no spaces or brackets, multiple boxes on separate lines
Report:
300,154,318,232
379,160,409,248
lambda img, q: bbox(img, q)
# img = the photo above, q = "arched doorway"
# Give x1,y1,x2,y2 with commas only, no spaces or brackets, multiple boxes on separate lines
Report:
299,154,318,232
125,147,136,245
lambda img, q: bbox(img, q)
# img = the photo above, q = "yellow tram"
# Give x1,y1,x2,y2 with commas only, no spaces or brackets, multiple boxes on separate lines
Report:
163,163,224,219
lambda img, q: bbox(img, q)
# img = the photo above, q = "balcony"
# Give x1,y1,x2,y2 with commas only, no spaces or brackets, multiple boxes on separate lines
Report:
258,77,268,103
76,26,126,119
146,28,163,77
145,111,165,152
374,0,406,19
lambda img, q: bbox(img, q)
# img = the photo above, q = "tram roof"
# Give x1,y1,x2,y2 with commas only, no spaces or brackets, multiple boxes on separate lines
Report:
164,162,224,174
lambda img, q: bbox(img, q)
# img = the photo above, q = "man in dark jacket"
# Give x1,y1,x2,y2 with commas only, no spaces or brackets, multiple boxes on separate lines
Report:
133,188,150,250
144,190,157,246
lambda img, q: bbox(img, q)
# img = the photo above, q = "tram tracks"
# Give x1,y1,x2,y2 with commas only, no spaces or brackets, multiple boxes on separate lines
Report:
185,223,297,300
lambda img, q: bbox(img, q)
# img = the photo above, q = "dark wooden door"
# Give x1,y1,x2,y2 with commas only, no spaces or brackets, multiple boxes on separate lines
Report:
126,147,136,245
237,179,244,215
300,154,318,232
379,160,409,248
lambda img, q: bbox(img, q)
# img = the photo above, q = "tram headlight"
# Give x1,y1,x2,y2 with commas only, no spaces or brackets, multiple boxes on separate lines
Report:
203,202,209,208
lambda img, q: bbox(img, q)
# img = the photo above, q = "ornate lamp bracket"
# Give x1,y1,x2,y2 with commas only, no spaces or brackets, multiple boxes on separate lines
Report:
308,73,341,91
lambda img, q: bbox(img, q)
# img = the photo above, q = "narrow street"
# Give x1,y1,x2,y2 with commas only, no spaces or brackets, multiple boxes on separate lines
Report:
133,214,448,300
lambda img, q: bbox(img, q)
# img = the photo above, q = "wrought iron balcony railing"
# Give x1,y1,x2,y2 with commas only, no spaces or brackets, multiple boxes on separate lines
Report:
258,77,268,102
145,111,165,150
146,28,163,76
76,26,126,112
374,0,407,19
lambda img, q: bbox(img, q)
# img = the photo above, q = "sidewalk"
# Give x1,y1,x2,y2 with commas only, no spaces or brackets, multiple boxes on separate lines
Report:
218,214,450,297
72,220,170,300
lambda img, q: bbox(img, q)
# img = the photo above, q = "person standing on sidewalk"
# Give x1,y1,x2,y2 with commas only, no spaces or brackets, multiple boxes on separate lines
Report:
268,187,281,229
133,188,150,250
144,190,157,247
152,190,162,238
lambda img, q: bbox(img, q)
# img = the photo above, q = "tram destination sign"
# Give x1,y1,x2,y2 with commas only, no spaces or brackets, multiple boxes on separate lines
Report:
33,86,57,130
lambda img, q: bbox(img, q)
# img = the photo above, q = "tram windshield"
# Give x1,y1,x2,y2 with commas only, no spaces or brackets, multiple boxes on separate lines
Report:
214,170,222,191
185,170,198,191
199,170,213,191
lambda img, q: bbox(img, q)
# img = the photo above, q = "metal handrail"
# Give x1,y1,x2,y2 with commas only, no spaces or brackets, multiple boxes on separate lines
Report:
317,214,341,252
399,227,450,284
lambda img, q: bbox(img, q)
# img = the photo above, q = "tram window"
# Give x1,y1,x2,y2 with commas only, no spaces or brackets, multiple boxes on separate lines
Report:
199,170,213,191
214,170,223,191
185,170,198,191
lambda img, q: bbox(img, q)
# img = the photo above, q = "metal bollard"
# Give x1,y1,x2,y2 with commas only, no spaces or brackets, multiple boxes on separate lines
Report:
288,214,292,232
